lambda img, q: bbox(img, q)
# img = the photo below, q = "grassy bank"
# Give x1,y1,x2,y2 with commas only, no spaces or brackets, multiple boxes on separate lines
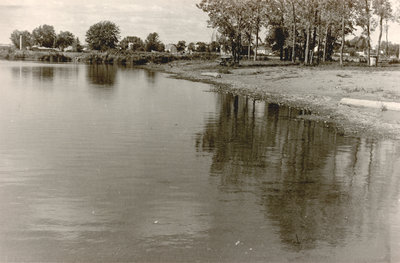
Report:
0,48,219,65
0,49,77,62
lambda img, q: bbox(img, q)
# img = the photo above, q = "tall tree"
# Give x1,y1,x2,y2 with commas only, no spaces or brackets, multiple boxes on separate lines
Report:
144,32,164,52
209,41,220,52
243,0,265,61
265,0,287,61
120,36,144,51
196,42,208,52
32,24,56,48
355,0,375,65
55,31,74,51
86,21,120,51
176,40,187,52
197,0,247,64
373,0,393,65
188,42,196,52
289,0,299,62
319,0,341,62
72,37,83,52
338,0,354,66
10,30,32,49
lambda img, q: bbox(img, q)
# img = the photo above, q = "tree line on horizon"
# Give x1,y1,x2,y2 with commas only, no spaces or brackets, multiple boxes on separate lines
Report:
197,0,399,66
9,21,220,55
9,22,163,53
9,0,400,66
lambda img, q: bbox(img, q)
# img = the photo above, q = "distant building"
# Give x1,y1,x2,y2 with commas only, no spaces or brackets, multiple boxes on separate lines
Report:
256,45,271,55
0,44,11,48
64,46,74,52
165,44,178,54
31,45,57,51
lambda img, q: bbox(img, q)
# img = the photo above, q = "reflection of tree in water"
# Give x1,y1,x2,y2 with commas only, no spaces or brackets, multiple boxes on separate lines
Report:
33,67,54,81
145,70,157,84
11,66,31,80
87,64,117,86
196,93,400,251
11,66,55,81
54,65,79,80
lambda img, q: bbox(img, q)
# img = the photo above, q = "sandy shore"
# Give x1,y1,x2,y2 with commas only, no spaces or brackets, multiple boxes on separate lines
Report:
143,60,400,139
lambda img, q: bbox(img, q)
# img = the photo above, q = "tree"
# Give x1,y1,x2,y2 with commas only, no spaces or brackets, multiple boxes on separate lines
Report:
247,0,265,61
265,0,289,61
265,27,287,59
188,42,196,52
209,41,220,52
10,30,32,49
289,0,299,62
72,37,83,52
197,0,248,64
373,0,393,65
196,42,207,52
378,41,398,57
336,0,355,66
55,31,74,51
355,0,375,65
176,40,186,52
86,21,120,51
144,32,164,52
32,24,56,48
120,36,144,51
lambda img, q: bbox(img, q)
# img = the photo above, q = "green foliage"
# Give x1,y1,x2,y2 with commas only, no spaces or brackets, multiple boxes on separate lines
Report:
120,36,144,51
55,31,75,51
145,32,165,52
10,30,32,49
86,21,120,51
32,24,56,48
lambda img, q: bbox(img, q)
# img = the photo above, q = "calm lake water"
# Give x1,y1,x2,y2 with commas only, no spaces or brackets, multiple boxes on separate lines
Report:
0,60,400,262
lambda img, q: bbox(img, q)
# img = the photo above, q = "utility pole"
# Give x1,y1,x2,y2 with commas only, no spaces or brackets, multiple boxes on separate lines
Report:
20,35,22,50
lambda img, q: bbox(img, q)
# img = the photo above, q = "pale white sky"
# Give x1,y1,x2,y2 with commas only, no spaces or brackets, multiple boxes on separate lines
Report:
0,0,214,45
0,0,399,46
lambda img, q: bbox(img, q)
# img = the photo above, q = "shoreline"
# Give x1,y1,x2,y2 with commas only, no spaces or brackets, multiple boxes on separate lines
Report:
2,54,399,139
141,60,400,140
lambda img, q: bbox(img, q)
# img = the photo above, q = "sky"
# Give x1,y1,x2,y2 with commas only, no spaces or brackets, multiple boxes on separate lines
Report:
0,0,214,45
0,0,400,46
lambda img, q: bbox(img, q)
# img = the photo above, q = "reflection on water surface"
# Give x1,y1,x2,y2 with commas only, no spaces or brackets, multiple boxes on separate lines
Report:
0,61,399,262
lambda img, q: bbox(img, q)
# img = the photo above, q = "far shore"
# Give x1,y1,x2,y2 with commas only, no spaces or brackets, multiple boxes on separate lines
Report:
1,49,400,139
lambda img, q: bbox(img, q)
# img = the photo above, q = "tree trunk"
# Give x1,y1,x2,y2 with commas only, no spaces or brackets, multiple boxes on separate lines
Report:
376,15,383,67
238,33,242,64
254,27,259,61
364,0,371,65
248,32,251,59
316,13,321,64
340,15,345,66
305,23,310,65
385,19,388,56
311,25,316,65
291,1,296,63
323,24,329,62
